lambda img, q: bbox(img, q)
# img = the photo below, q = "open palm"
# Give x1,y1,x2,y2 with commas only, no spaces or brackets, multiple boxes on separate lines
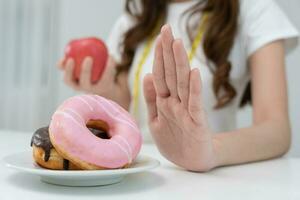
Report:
143,25,217,171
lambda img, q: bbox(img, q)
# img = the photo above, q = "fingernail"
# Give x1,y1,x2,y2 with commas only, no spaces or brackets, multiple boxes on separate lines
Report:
156,35,161,42
67,58,74,64
161,24,170,33
175,38,182,44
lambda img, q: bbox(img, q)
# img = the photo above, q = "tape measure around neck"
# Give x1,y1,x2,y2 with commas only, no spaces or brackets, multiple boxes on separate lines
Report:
132,14,208,116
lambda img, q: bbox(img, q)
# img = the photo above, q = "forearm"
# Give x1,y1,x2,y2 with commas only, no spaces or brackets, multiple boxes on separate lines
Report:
213,119,291,167
106,72,131,110
98,56,131,110
113,83,131,110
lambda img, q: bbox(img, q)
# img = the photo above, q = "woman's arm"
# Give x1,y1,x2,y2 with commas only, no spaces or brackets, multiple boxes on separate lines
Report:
144,25,291,172
60,56,131,110
214,40,291,166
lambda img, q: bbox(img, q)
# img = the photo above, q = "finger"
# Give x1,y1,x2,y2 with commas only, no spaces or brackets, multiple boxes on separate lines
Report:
98,56,115,84
188,68,203,124
173,39,190,107
152,35,169,97
143,73,158,122
161,24,178,98
57,58,65,70
79,57,93,88
63,59,79,90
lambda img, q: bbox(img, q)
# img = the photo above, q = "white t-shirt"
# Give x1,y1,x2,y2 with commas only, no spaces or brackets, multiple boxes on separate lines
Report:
107,0,299,142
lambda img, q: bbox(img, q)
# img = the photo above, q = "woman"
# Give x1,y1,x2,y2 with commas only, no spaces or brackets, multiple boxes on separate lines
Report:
60,0,299,171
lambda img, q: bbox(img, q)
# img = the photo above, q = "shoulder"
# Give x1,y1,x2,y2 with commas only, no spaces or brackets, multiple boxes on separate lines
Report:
239,0,281,25
238,0,299,57
239,0,277,12
107,12,137,40
112,12,137,31
106,12,137,63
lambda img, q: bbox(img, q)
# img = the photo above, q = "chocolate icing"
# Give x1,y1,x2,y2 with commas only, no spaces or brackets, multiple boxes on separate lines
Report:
63,159,70,170
30,127,52,162
31,126,109,170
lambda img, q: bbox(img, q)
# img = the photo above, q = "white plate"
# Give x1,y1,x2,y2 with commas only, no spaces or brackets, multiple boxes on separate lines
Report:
3,151,160,187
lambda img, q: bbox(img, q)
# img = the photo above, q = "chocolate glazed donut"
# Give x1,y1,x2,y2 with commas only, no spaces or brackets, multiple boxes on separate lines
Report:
31,126,109,170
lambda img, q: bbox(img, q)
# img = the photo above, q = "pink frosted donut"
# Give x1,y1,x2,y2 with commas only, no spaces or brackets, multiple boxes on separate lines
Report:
49,95,142,170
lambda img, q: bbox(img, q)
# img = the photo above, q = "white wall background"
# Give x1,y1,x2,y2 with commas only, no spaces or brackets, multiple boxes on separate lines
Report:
1,0,299,155
276,0,300,156
237,0,300,156
0,0,61,130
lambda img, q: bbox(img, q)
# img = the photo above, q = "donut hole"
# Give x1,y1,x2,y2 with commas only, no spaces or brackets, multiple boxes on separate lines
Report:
86,120,111,139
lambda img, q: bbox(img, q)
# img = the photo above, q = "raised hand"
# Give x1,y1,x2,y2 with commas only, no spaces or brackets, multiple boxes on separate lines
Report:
143,25,218,171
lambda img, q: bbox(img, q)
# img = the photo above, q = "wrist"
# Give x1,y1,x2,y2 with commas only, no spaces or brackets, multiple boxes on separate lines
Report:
183,133,220,172
212,134,227,168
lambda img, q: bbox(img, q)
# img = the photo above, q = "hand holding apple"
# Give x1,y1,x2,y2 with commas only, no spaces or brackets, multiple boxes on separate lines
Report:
59,37,131,109
63,37,108,83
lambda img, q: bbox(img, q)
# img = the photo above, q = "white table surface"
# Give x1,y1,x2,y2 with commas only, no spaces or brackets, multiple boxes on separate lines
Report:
1,130,300,200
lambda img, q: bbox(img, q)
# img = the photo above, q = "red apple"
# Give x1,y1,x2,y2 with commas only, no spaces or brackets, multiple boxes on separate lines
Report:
64,37,108,83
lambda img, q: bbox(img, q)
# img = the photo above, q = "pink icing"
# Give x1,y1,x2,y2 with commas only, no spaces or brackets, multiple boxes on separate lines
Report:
49,95,143,169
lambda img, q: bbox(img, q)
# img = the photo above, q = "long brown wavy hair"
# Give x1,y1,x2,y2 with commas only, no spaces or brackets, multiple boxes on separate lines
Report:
116,0,251,108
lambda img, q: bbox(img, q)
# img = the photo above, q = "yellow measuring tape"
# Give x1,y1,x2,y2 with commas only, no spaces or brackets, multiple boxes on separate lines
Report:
132,14,208,116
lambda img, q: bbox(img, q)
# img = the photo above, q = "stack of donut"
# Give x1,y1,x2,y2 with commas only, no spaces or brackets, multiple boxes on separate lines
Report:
31,95,142,170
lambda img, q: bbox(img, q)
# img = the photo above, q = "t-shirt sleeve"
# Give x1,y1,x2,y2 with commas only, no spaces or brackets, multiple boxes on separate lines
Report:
106,13,136,63
240,0,299,57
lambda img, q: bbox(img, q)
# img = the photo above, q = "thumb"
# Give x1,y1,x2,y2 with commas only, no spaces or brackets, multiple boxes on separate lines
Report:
143,73,158,121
